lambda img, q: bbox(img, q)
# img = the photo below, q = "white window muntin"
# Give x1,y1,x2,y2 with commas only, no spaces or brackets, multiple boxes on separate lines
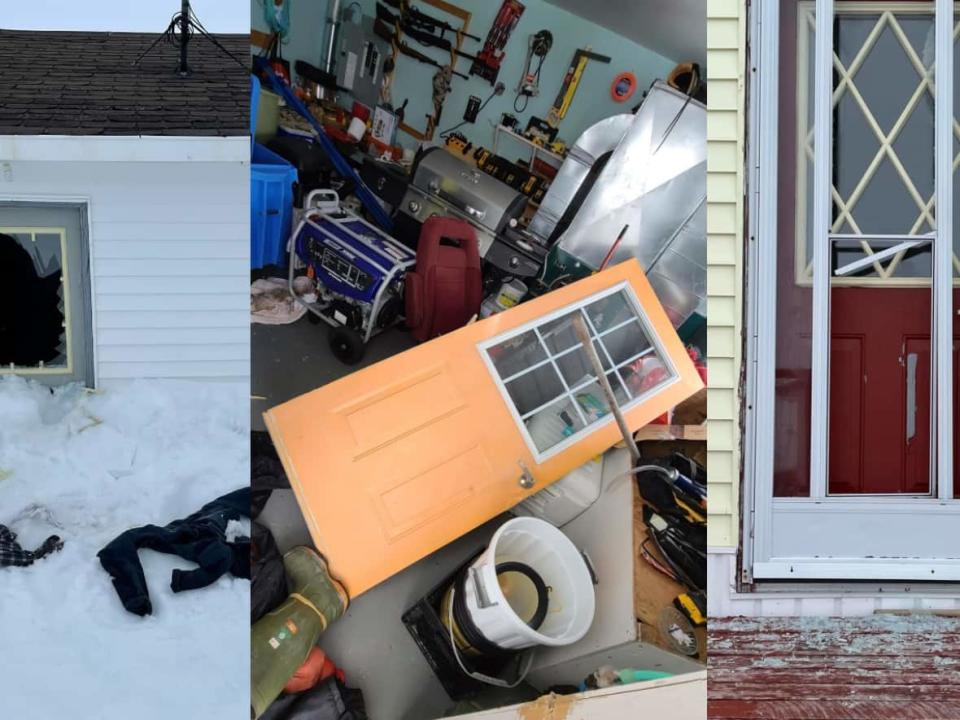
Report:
794,1,960,287
477,281,681,463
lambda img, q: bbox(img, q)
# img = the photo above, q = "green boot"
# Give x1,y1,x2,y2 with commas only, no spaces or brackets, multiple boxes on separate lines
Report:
250,546,349,719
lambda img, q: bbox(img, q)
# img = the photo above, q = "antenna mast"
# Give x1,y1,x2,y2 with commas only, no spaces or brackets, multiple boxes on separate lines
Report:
134,0,247,78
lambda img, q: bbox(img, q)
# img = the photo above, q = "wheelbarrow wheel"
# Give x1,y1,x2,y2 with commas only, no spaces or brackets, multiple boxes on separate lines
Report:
328,326,365,365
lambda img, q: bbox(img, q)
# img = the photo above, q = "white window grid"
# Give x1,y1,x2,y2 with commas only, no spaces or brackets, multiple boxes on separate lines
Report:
794,1,960,285
0,227,71,374
477,282,680,463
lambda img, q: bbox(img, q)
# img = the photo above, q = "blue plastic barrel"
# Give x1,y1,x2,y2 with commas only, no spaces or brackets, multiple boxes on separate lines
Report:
250,75,298,269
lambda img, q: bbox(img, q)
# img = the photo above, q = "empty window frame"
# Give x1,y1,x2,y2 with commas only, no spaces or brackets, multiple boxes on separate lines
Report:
0,227,71,373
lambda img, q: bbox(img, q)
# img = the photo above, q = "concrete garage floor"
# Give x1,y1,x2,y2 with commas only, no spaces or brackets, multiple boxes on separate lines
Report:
251,317,416,432
253,316,504,719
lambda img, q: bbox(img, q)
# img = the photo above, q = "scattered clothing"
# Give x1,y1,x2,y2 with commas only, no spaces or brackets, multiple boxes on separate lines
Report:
98,488,251,616
261,677,367,720
251,277,315,325
0,524,63,567
252,521,288,623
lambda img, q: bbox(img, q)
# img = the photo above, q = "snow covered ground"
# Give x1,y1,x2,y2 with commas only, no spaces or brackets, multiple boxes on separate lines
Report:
0,377,249,719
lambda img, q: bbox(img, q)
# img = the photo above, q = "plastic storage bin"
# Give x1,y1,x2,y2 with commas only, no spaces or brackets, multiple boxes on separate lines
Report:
251,74,298,269
251,143,298,268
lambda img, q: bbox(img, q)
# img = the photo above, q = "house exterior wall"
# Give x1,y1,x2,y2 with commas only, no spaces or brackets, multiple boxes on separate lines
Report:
707,0,960,616
706,0,746,550
1,136,249,384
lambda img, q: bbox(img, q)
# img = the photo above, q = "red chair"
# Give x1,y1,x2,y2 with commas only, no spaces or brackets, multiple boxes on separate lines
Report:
405,216,483,342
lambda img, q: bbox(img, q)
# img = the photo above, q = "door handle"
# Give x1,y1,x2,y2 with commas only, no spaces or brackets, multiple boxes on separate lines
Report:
906,352,918,442
518,460,535,489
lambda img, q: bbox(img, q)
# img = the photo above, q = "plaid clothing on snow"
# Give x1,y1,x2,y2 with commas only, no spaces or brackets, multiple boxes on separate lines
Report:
0,524,63,567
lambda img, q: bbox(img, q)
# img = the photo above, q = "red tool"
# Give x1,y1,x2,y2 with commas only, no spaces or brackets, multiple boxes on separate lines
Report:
470,0,525,85
598,224,629,270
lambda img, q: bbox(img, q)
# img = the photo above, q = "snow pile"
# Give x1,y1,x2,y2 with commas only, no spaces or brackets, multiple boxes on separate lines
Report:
0,377,249,720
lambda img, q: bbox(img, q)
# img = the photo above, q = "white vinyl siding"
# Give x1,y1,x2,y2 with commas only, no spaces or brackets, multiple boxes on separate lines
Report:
1,139,249,384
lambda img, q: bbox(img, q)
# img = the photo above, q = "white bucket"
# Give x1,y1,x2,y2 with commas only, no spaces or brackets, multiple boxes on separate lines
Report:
461,517,595,651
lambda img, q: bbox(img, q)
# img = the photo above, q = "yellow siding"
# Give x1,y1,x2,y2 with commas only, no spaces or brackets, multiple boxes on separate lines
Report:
706,0,746,548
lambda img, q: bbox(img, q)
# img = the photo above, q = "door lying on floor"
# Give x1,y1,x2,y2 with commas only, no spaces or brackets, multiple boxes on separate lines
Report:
265,260,703,596
748,0,960,581
0,203,93,387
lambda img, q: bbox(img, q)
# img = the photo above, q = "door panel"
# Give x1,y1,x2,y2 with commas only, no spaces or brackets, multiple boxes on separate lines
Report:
827,333,864,492
0,203,93,387
265,260,703,596
829,288,932,494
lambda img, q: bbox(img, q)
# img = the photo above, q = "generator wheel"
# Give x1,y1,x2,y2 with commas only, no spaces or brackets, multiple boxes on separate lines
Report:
329,326,365,365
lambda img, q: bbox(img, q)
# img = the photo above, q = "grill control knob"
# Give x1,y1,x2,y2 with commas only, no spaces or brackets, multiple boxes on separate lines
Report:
509,256,520,268
408,200,421,214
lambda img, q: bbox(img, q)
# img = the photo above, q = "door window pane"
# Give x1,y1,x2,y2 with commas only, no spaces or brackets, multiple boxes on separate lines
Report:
484,287,675,456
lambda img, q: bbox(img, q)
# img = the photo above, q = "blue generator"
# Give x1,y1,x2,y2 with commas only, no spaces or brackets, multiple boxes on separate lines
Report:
288,190,416,364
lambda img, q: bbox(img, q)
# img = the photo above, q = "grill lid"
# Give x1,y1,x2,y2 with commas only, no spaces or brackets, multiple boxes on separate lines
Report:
410,147,526,234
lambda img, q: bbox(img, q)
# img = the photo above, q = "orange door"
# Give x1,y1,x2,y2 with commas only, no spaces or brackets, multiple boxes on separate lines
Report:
264,259,703,596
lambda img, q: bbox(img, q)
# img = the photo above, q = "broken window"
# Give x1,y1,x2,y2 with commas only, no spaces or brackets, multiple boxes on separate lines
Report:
0,230,68,368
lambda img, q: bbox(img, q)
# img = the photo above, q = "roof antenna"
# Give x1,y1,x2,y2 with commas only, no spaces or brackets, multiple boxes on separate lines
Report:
134,0,247,78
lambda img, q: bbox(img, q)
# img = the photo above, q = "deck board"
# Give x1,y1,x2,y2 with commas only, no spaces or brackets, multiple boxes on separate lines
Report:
708,615,960,719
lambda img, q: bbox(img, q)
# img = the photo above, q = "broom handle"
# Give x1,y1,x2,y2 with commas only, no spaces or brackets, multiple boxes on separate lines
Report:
571,314,641,464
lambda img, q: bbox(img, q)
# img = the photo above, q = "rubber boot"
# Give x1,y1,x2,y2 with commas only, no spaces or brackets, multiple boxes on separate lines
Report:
250,546,349,719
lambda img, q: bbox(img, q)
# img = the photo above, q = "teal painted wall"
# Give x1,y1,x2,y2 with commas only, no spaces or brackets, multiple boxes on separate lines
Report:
251,0,679,152
251,0,328,84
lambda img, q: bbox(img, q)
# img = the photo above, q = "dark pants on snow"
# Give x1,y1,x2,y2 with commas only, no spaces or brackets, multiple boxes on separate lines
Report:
97,488,251,616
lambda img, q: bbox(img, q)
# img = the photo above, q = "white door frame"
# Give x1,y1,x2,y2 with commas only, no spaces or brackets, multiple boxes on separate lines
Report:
746,0,960,582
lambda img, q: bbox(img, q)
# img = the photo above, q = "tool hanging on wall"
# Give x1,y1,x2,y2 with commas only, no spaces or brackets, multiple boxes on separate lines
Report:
463,95,481,123
383,0,482,42
547,47,611,127
514,29,552,113
376,3,477,62
373,18,469,79
438,82,504,138
610,71,637,103
470,0,525,85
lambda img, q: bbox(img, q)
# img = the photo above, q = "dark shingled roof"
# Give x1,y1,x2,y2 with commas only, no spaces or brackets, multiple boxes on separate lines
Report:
0,30,249,136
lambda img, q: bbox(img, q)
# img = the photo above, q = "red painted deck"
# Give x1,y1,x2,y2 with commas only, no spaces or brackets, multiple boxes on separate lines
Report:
708,615,960,719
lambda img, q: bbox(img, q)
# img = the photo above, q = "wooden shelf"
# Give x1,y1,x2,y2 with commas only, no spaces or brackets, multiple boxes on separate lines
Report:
635,424,707,442
493,124,565,164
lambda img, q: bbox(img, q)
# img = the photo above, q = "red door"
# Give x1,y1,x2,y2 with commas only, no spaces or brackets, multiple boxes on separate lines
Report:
829,288,932,493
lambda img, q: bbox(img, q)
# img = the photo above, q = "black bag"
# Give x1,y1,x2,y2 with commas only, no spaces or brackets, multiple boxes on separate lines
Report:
261,677,367,720
251,431,290,518
251,522,288,623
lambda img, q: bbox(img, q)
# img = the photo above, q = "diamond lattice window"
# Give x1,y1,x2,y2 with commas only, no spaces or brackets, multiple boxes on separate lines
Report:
795,2,960,285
